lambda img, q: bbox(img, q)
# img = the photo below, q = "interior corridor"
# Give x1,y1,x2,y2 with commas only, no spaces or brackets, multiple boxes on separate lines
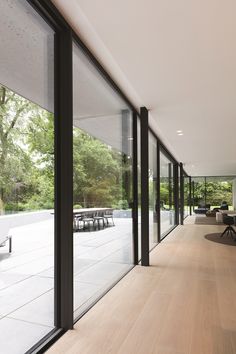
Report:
47,216,236,354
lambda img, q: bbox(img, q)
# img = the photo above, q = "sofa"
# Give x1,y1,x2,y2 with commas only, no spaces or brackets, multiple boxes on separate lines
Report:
194,204,211,215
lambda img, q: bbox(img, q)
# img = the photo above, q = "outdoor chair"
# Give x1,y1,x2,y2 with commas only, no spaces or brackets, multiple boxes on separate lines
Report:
82,213,94,230
0,224,12,253
93,212,105,228
104,212,115,226
221,215,236,240
73,213,82,231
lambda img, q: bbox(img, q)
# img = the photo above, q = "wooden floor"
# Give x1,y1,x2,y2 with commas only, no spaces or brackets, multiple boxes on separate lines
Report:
47,216,236,354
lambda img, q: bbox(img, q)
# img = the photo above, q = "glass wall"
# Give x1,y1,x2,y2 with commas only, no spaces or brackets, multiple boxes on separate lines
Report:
0,1,55,352
193,176,235,212
73,43,134,319
0,1,184,351
192,177,205,210
137,118,142,260
148,132,158,249
160,151,175,237
184,175,190,218
205,177,233,209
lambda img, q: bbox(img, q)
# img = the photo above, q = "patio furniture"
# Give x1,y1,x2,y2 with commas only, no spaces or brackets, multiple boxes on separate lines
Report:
104,212,115,226
73,208,114,231
0,224,12,253
93,212,105,228
73,213,82,230
82,215,94,230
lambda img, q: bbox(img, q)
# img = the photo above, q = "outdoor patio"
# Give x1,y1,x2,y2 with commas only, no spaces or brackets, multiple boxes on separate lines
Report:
0,215,133,354
0,210,175,353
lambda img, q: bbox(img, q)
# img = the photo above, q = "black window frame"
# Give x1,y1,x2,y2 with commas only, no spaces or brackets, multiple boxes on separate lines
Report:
10,0,184,352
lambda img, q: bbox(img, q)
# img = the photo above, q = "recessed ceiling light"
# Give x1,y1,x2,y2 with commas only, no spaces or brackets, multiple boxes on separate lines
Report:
176,130,182,133
177,133,183,136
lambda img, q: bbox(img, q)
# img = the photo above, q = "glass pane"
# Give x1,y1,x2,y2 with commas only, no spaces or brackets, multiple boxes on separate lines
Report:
0,1,55,352
205,177,233,210
192,177,205,211
148,132,158,249
184,176,190,217
73,43,134,319
137,118,141,260
160,151,175,237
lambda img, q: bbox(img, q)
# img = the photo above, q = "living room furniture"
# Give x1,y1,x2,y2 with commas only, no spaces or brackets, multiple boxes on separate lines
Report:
194,204,210,214
221,215,236,240
216,212,223,223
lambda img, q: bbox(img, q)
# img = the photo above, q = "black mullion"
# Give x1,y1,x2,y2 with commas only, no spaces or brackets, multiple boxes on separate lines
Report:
156,142,161,243
132,112,139,264
174,163,179,225
180,163,184,225
28,0,69,31
55,28,73,330
24,1,74,353
140,107,149,266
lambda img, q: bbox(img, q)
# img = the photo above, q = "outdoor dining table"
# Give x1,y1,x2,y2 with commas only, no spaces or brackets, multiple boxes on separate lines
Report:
73,208,114,230
73,208,113,216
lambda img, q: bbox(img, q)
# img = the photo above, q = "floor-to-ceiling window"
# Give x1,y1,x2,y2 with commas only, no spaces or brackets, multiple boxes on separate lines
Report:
73,42,134,319
192,176,235,212
184,175,190,218
0,1,55,352
160,150,175,237
137,118,142,260
0,1,186,351
192,177,205,210
148,132,158,249
205,177,234,210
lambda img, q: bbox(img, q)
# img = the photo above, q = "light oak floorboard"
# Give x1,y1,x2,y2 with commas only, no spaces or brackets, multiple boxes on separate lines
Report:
48,216,236,354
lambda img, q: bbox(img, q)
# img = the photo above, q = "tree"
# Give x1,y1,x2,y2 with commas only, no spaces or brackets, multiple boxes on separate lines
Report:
73,128,124,208
0,85,54,212
0,85,33,210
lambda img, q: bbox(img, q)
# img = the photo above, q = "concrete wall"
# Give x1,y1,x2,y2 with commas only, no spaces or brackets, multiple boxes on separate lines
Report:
0,210,53,238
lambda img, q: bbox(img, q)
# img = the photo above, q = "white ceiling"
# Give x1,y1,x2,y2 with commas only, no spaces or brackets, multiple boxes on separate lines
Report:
52,0,236,176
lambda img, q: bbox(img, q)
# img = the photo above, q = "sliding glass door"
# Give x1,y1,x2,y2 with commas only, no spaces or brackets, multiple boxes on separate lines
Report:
160,150,175,238
73,42,134,319
148,132,158,249
0,1,55,352
184,175,190,218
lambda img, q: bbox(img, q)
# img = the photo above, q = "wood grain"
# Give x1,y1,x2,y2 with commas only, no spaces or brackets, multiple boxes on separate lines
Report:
48,216,236,354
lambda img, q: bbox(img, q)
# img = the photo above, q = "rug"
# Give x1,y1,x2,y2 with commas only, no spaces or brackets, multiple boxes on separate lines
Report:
205,232,236,246
194,216,222,225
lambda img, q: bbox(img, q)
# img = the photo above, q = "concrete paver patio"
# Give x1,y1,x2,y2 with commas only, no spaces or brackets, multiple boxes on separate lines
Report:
0,216,133,354
0,210,174,353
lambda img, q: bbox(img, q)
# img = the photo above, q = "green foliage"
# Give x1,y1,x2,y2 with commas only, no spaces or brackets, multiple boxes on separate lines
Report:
2,84,233,216
0,85,132,213
117,199,129,210
73,204,82,209
160,183,169,204
0,85,54,211
73,128,125,208
193,179,232,206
